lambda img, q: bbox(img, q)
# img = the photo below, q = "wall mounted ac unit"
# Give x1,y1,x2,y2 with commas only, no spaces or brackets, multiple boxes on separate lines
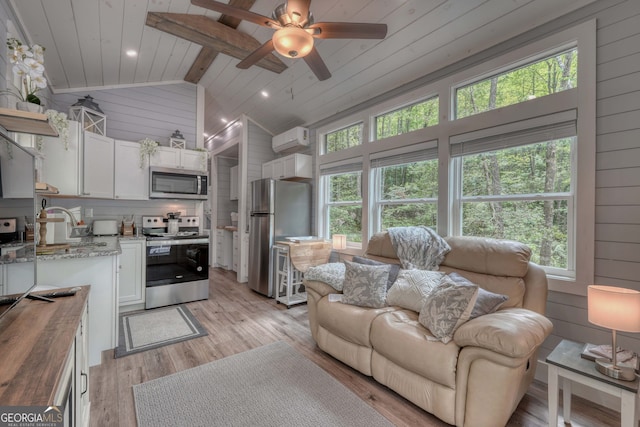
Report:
272,126,309,153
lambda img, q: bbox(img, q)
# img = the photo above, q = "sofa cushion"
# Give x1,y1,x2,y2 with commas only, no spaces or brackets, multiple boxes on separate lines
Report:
437,268,525,309
442,236,531,277
317,296,396,348
387,270,444,313
352,256,400,290
447,272,508,318
418,275,478,344
371,309,460,388
342,261,390,308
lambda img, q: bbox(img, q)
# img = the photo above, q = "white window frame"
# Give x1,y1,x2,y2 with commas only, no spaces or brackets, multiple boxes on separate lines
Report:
314,20,595,295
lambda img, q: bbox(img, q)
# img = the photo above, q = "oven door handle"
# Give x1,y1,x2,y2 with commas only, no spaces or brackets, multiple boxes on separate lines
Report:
147,239,209,247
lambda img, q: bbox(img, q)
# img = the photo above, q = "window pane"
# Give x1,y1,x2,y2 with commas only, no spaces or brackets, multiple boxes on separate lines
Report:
380,160,438,200
325,123,363,153
462,200,568,268
329,172,362,202
375,97,439,139
462,138,573,197
381,203,437,230
456,48,577,119
329,205,362,243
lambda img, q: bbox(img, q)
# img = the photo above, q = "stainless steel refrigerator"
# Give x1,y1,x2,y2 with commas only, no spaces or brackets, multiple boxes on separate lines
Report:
248,178,311,296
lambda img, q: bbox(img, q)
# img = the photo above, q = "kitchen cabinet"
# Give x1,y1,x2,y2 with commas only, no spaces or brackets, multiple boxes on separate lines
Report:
38,254,119,367
232,231,239,272
118,239,145,308
115,140,149,200
0,140,35,198
230,165,239,200
262,153,312,180
215,229,232,270
2,261,34,295
40,120,115,198
150,146,206,171
75,300,90,426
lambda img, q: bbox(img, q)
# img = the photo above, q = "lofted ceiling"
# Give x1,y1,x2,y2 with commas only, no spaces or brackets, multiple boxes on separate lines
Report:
10,0,596,139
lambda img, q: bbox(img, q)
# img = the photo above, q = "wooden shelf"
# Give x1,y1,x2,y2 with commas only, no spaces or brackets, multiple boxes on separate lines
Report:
0,107,59,137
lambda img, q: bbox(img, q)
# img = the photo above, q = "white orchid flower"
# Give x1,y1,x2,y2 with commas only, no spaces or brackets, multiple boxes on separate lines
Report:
30,74,47,89
23,57,44,74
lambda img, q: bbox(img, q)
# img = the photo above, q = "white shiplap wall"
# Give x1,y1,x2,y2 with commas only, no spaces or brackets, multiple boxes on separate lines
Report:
52,83,197,148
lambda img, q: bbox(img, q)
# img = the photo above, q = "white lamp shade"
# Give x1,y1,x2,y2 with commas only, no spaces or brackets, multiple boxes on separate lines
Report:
332,234,347,250
588,285,640,332
272,27,314,58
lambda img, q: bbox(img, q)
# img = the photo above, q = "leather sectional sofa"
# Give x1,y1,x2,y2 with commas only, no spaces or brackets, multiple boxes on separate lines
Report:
304,233,553,427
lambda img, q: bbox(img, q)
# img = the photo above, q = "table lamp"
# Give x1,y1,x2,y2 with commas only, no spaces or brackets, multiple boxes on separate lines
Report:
587,285,640,381
332,234,347,250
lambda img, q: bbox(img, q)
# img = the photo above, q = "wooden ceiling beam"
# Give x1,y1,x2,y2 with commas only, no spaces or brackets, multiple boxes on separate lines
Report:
146,12,286,75
184,0,257,84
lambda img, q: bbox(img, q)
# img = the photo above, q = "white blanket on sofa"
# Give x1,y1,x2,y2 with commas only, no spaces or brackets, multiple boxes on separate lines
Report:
388,226,450,270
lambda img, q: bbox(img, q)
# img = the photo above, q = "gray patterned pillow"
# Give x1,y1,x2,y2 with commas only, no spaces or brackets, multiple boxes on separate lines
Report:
418,275,478,343
387,270,444,312
447,272,508,319
341,260,390,308
304,263,346,291
352,256,400,290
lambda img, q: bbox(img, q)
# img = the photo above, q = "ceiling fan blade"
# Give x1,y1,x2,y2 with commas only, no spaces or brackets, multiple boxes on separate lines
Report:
309,22,387,39
286,0,311,20
237,40,274,69
191,0,278,28
303,47,331,81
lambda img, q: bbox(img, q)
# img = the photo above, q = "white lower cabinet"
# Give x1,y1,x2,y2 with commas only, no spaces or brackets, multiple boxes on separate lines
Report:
215,229,232,270
232,231,238,272
2,261,34,295
118,239,146,308
38,255,118,367
75,301,90,426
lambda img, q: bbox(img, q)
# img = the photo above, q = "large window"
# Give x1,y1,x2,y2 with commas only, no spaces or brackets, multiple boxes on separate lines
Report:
455,48,578,119
375,97,439,140
315,21,594,292
371,144,439,232
455,137,574,272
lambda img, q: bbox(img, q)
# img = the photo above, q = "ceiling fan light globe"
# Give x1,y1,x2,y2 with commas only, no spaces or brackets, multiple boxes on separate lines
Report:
272,26,314,58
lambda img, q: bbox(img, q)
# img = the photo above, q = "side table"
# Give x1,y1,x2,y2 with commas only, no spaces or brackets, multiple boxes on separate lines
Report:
546,339,639,427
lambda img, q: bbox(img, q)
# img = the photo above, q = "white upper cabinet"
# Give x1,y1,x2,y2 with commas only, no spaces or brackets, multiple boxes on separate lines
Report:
150,146,206,171
114,140,148,200
230,165,239,200
262,153,312,180
82,131,114,198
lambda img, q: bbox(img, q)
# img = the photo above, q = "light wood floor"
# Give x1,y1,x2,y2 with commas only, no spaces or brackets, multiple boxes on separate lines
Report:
90,268,621,427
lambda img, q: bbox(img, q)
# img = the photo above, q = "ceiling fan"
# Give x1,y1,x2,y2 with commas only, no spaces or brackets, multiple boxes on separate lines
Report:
191,0,387,81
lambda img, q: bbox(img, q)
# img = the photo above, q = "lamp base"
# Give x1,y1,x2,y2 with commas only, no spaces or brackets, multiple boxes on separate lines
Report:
595,357,637,381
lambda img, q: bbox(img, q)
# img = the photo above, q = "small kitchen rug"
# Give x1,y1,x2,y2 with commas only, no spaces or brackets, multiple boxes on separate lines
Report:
115,305,207,358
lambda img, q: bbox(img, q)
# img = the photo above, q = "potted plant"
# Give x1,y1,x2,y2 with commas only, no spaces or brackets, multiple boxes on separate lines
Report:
2,38,48,112
139,138,159,168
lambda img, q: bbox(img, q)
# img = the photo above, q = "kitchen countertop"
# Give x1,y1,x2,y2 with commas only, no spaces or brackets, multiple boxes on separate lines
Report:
0,236,130,264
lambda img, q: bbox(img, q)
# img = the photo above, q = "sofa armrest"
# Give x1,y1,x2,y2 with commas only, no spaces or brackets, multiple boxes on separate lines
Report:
453,308,553,358
304,279,340,298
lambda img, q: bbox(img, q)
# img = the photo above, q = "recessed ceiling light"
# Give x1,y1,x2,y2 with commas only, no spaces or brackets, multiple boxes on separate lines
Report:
261,90,269,98
126,49,138,57
221,118,228,124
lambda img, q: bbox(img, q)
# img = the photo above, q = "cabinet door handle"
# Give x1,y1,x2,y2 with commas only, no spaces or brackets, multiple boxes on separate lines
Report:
81,372,88,395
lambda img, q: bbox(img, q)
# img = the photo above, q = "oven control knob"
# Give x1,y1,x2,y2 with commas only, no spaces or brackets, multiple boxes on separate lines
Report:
197,266,202,272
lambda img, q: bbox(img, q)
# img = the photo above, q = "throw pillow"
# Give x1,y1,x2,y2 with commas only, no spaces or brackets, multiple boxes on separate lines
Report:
304,263,346,291
341,260,390,308
386,269,444,312
418,275,478,344
447,272,508,319
352,256,400,290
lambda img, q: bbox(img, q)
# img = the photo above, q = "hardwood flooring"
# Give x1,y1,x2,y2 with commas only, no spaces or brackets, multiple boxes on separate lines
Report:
90,268,622,427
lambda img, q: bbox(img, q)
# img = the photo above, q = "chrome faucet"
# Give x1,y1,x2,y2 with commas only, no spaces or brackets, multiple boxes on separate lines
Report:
42,206,79,226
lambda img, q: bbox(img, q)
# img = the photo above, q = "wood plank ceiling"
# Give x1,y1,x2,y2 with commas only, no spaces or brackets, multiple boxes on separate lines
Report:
9,0,596,138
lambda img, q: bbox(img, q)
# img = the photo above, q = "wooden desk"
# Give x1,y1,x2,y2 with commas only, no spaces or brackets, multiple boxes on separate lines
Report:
0,287,89,416
546,339,639,427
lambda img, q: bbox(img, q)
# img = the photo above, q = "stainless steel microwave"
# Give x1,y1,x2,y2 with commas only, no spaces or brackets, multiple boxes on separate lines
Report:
149,167,208,200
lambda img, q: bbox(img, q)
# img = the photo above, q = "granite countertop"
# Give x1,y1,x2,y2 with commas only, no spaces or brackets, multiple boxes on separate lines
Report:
0,236,130,264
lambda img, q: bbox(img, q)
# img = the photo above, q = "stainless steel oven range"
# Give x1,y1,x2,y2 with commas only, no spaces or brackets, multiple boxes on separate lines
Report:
142,215,209,309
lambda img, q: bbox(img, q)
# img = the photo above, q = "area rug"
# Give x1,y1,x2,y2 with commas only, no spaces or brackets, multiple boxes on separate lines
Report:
115,305,207,358
133,341,393,427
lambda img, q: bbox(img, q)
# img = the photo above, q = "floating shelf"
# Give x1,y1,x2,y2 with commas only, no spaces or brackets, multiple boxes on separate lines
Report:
0,108,59,137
